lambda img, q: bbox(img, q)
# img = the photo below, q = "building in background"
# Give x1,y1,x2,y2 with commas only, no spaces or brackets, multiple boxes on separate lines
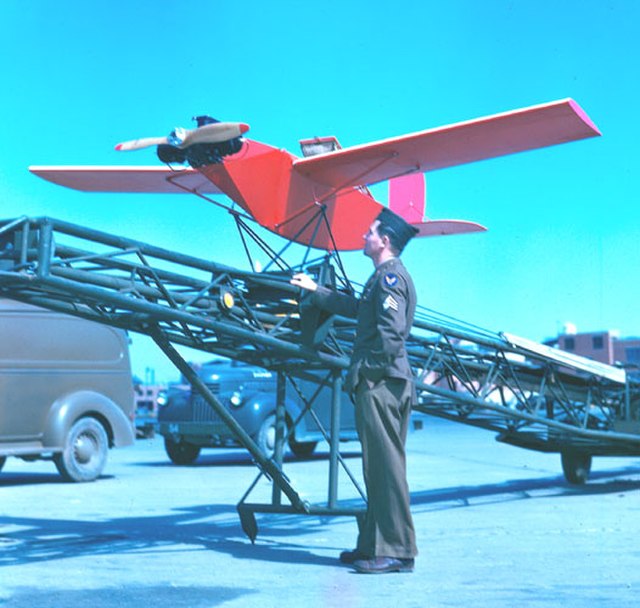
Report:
545,324,640,378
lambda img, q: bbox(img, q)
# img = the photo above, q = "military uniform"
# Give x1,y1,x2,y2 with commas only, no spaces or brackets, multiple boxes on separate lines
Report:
312,257,418,559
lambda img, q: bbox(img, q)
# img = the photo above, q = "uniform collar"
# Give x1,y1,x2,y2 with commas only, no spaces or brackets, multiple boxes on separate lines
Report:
364,257,400,291
376,257,400,272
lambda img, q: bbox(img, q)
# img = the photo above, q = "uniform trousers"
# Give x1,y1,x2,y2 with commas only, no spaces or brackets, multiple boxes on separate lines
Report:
354,377,418,559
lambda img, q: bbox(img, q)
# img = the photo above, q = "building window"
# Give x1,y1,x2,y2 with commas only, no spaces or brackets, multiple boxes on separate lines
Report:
593,335,604,350
564,337,575,351
626,347,640,365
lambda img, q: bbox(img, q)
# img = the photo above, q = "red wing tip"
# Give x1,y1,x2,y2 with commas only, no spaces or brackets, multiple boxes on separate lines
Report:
566,99,602,136
114,143,123,151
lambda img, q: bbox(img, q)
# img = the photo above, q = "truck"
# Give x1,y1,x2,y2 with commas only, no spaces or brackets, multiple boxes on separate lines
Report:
134,382,165,439
157,359,358,464
0,298,135,482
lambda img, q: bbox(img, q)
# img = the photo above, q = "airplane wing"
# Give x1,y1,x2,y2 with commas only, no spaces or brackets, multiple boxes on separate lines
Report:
292,99,601,189
29,166,223,194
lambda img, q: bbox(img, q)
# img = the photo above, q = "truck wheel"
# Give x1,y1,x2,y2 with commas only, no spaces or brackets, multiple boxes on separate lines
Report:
289,437,318,458
164,438,201,465
561,450,592,485
256,414,277,457
54,417,109,482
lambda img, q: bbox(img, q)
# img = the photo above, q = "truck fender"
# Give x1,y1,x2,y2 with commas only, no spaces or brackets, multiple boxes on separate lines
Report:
43,390,135,449
244,393,306,436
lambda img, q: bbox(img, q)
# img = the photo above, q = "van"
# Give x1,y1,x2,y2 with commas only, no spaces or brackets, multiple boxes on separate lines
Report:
0,299,135,481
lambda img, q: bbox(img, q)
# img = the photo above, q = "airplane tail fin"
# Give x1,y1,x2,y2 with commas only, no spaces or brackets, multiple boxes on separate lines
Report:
388,172,486,237
388,173,425,223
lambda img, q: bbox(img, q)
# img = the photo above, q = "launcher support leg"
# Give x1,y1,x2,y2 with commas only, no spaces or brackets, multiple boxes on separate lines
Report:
36,219,54,278
328,371,343,509
271,371,287,506
150,328,309,514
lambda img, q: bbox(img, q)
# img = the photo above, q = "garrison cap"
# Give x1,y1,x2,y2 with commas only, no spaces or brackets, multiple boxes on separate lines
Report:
376,207,419,252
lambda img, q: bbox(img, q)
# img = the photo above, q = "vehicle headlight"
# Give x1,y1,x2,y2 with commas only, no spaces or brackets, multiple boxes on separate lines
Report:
156,390,168,407
229,391,243,407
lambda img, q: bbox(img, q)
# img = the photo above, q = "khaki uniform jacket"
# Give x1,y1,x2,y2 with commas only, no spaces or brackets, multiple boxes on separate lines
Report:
312,257,417,396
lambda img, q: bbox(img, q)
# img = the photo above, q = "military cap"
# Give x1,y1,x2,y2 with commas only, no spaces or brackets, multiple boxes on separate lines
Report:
376,207,419,252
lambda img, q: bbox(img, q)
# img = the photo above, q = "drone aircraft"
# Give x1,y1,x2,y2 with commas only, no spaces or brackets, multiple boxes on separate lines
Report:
30,99,600,252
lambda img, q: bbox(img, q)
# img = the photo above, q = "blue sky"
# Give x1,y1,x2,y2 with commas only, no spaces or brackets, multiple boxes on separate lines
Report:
1,1,638,382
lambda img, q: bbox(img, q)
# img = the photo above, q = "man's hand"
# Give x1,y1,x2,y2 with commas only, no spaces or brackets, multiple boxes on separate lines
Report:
291,273,318,292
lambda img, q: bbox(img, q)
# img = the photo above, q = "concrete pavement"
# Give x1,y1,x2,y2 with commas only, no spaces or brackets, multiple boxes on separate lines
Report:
1,417,639,607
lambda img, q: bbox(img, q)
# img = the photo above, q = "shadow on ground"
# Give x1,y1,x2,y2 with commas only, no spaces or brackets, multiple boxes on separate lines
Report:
0,585,253,608
2,464,639,568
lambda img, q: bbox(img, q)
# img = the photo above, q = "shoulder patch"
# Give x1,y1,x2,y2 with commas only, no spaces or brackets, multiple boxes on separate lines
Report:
383,273,398,287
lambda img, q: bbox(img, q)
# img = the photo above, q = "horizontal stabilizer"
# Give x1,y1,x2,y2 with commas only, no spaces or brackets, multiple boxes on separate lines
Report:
413,220,487,237
29,166,223,194
389,173,484,237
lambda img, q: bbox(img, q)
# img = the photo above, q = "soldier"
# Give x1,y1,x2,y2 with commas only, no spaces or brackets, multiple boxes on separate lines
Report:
291,207,418,574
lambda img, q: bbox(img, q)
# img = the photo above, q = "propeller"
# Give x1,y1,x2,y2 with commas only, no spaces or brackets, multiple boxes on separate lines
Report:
115,121,250,152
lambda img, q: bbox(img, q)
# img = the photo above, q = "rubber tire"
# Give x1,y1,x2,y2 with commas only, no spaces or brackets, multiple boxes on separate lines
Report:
164,438,201,465
561,451,592,485
289,438,318,458
54,417,109,482
256,414,279,458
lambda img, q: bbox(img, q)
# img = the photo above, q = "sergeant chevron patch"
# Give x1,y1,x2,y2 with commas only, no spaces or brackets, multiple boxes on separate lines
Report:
383,294,399,311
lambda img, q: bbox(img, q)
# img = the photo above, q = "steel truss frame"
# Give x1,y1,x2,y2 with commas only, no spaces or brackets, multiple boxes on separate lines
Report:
0,216,639,537
0,216,364,540
406,325,639,455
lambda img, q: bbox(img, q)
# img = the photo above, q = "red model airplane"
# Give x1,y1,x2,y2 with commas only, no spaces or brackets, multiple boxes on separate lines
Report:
30,99,600,251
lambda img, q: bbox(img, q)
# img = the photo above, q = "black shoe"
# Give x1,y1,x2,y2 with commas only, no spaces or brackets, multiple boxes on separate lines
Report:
339,549,369,564
353,556,414,574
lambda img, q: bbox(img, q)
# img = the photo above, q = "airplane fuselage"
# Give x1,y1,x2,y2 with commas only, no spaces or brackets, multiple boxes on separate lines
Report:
199,139,382,251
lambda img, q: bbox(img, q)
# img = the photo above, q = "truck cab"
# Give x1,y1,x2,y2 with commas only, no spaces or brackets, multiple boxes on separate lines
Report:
157,359,358,463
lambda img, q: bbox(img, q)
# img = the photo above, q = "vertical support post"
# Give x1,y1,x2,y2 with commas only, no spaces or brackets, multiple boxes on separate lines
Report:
37,219,53,279
272,371,287,505
19,222,30,268
625,378,631,421
328,371,343,508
